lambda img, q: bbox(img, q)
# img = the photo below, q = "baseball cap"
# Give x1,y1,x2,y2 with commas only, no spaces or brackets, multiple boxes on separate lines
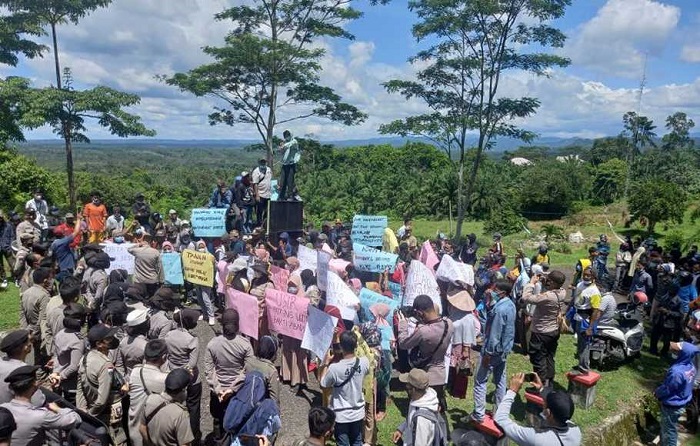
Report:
398,368,429,390
64,212,75,219
546,391,575,424
169,209,177,215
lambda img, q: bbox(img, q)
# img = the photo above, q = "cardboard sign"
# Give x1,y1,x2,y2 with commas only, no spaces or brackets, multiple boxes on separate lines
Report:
353,242,398,273
182,249,215,286
404,260,441,312
326,271,359,320
265,288,309,340
270,265,291,291
317,250,332,291
420,240,440,274
297,245,318,273
358,288,399,322
161,252,184,285
436,254,474,286
388,281,403,302
190,208,227,238
351,215,388,246
101,242,136,275
226,288,259,340
301,305,338,360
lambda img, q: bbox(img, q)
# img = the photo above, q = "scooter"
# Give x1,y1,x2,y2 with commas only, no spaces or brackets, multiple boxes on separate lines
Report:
590,293,646,367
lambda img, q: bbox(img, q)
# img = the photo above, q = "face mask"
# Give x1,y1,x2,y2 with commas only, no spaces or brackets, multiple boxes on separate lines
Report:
670,353,679,360
92,199,100,205
114,236,124,244
198,247,207,253
107,338,119,350
582,280,591,286
539,410,548,421
489,290,501,302
287,287,298,294
34,195,42,201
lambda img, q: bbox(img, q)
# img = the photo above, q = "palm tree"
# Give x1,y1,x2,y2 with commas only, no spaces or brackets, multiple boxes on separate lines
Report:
540,224,564,243
622,111,657,198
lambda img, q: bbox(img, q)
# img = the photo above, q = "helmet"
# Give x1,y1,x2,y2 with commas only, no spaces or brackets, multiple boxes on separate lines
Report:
633,291,648,305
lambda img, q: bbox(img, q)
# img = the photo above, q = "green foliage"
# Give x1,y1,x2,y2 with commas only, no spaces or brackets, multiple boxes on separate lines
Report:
592,158,627,204
540,223,564,242
0,146,61,211
483,206,527,237
588,136,628,166
628,180,686,234
517,158,592,218
1,0,113,26
662,111,695,151
550,241,572,254
0,9,46,66
0,76,34,144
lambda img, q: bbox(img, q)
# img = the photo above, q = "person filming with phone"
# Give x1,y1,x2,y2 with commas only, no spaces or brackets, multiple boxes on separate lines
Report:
397,295,454,413
494,372,581,445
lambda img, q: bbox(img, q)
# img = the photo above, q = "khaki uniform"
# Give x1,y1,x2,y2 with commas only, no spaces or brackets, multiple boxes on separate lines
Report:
20,284,50,365
147,311,174,340
1,399,81,446
0,358,44,405
115,335,148,380
44,298,65,354
52,329,86,403
143,393,194,446
76,349,127,445
128,364,167,446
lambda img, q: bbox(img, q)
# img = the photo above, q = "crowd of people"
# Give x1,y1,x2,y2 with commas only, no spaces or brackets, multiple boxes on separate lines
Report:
0,164,699,445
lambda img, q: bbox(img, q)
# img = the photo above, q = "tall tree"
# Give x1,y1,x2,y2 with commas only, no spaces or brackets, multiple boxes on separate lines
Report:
662,111,695,151
622,111,656,198
628,180,685,235
1,0,154,208
164,0,379,166
379,0,571,239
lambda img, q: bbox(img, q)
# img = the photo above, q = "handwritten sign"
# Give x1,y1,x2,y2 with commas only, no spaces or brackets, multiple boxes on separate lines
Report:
353,243,398,273
326,271,359,320
420,240,440,274
297,245,318,273
190,208,227,238
101,242,135,275
388,281,403,302
270,265,291,291
359,288,399,322
301,305,338,360
404,260,441,312
351,215,388,247
161,253,184,285
265,288,309,340
317,250,332,292
182,249,215,286
436,254,474,286
226,288,259,340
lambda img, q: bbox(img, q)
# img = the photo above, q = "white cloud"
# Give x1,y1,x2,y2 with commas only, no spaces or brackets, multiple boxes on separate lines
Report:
564,0,680,78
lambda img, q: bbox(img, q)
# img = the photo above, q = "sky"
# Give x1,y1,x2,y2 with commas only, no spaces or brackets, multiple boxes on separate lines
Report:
5,0,700,142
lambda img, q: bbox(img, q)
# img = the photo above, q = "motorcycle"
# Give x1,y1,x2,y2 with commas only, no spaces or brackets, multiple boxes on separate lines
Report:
590,293,646,367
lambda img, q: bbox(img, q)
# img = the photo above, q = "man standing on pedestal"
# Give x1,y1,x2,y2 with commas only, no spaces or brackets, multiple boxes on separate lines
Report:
278,130,302,201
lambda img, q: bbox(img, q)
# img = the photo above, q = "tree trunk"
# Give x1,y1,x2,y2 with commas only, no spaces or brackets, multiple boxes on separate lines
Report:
647,219,655,236
455,160,465,240
51,22,62,89
460,146,484,239
266,84,277,170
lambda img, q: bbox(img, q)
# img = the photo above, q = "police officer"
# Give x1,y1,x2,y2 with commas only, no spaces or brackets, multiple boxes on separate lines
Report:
19,267,53,367
76,324,128,446
140,368,194,446
164,308,202,444
45,276,82,357
0,365,81,446
116,308,150,380
0,406,17,443
147,288,176,340
49,303,87,405
128,339,168,446
0,330,44,406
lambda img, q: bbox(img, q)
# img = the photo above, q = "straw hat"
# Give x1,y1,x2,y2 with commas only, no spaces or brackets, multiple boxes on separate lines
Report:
446,287,475,312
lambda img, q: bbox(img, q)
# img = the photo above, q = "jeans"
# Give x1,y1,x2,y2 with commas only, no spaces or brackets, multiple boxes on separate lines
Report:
576,331,591,372
473,354,507,420
660,404,684,446
197,285,214,319
334,420,364,446
529,331,560,382
279,163,296,200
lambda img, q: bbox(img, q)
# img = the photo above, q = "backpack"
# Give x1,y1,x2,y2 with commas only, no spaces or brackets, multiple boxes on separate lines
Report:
411,407,448,446
236,398,281,438
222,371,267,435
241,185,255,205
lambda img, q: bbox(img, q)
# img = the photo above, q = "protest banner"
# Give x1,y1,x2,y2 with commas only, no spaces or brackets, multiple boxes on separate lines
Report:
182,249,215,286
226,288,259,340
270,265,290,291
388,281,403,302
419,240,440,274
297,245,318,272
101,242,135,275
190,208,227,237
436,254,474,286
326,271,359,320
301,305,338,360
359,288,399,322
353,243,398,273
351,215,388,246
265,288,309,340
404,260,441,312
317,250,332,291
161,252,184,285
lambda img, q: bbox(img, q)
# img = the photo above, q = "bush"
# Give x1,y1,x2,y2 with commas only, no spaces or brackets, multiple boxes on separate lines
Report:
551,241,572,254
483,208,527,237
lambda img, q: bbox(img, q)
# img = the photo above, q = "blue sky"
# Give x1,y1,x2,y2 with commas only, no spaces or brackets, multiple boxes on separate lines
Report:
4,0,700,141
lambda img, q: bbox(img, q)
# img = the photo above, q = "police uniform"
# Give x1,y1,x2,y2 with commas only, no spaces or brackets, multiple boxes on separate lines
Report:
52,326,86,405
148,310,174,340
44,296,65,354
0,365,81,446
20,284,50,366
128,361,167,446
76,325,127,446
0,330,44,406
142,369,193,446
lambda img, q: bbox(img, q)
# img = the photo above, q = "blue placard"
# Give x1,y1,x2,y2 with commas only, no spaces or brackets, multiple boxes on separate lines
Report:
388,281,403,302
191,208,227,237
358,287,399,322
353,243,398,273
161,252,184,285
351,215,388,247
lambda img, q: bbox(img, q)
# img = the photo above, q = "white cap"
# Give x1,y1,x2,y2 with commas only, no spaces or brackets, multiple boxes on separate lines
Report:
181,220,190,226
169,209,177,215
241,171,250,177
126,308,149,327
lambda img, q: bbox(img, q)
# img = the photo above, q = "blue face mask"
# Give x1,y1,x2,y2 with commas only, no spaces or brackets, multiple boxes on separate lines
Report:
114,236,124,244
489,290,501,303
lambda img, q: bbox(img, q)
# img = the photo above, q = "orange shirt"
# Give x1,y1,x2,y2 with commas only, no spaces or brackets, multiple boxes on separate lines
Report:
83,203,107,232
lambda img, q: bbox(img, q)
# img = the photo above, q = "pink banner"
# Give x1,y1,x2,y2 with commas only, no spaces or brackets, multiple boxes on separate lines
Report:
226,288,260,340
265,288,309,340
270,265,291,291
420,240,439,275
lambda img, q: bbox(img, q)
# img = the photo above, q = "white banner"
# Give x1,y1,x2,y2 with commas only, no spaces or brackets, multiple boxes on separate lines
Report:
101,242,136,275
297,245,318,273
301,305,339,360
326,271,359,320
436,255,474,286
404,260,441,312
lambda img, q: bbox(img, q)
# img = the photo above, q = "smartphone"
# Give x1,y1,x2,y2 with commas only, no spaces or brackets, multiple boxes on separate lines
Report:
237,434,259,446
524,372,537,382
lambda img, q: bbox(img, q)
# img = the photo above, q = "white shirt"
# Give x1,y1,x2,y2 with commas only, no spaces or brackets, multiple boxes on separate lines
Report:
25,199,48,230
106,214,125,234
252,165,273,199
